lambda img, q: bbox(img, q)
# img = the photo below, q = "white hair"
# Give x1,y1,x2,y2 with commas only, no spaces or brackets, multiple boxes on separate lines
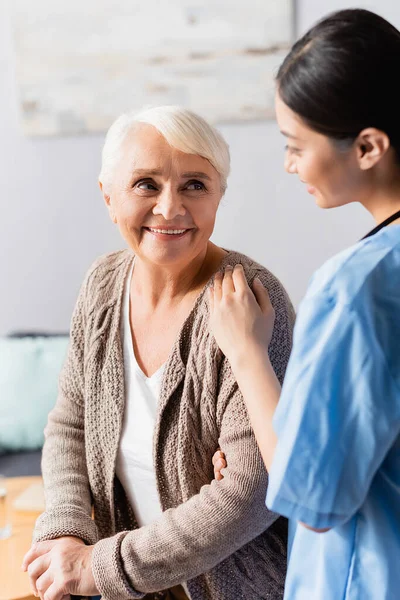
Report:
99,105,230,193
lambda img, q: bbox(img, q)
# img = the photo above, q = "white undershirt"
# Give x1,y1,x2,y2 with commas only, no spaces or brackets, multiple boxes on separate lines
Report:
116,264,191,598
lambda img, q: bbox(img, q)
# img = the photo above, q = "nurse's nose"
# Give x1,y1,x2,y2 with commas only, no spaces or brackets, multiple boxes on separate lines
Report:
284,153,298,175
152,187,186,220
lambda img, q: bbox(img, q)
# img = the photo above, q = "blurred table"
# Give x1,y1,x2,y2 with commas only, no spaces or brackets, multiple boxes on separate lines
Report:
0,476,42,600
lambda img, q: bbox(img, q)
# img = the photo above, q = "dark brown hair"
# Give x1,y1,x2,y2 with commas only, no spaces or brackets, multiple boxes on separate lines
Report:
277,9,400,160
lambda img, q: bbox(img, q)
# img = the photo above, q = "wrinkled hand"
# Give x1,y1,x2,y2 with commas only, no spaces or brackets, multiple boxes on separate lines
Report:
21,536,99,600
208,264,275,367
212,449,227,481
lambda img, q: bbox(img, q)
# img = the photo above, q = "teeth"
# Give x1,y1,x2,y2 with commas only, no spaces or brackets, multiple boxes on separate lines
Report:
148,228,187,235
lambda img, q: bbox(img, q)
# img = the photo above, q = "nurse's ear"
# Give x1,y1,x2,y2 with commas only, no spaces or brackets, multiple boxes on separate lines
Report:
355,128,391,170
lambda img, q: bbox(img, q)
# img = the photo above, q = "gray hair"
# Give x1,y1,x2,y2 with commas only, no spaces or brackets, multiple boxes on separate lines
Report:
99,105,230,193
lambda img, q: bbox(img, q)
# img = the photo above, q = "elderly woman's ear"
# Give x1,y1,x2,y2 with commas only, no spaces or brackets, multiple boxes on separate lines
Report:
99,180,117,224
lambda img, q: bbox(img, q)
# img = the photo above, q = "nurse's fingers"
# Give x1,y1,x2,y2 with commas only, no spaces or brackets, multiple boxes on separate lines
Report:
253,278,275,318
214,462,226,481
212,449,224,466
208,286,214,312
213,271,223,302
232,263,251,294
222,265,234,295
212,449,227,481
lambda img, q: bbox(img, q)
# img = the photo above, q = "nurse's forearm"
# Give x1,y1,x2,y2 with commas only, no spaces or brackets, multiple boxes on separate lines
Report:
229,345,281,473
231,349,332,534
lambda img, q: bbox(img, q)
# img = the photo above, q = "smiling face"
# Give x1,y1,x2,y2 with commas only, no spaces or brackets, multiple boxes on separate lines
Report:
101,123,223,268
275,92,366,209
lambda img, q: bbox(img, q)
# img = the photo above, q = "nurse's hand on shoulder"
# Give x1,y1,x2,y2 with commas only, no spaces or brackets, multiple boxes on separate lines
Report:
208,264,275,368
21,536,99,600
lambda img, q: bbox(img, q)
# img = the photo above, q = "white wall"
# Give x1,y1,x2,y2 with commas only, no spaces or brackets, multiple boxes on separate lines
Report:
1,0,399,334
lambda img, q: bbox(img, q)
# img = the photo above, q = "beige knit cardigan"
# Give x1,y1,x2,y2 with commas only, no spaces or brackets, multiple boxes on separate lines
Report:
34,249,295,600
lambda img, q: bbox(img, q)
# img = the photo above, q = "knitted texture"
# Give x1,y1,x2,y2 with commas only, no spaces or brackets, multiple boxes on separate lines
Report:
34,249,295,600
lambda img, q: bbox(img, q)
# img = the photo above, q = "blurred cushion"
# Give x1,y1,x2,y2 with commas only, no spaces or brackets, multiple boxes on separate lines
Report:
0,336,69,453
0,449,42,477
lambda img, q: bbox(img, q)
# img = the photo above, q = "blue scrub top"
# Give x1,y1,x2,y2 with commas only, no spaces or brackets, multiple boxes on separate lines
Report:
266,224,400,600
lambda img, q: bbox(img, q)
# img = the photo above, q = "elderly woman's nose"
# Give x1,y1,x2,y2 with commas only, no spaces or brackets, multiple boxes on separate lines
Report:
153,189,186,219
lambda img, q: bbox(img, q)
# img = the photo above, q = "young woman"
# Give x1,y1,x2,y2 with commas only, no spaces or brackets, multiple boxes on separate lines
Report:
210,9,400,600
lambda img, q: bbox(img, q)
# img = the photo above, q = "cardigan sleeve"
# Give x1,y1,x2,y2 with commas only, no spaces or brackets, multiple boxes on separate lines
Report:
33,272,99,546
91,275,294,600
92,378,279,598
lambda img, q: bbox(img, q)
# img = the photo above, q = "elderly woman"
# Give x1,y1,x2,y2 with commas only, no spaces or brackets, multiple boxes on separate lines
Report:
22,106,294,600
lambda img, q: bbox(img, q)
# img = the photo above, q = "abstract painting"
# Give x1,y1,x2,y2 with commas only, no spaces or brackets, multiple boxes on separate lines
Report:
11,0,293,135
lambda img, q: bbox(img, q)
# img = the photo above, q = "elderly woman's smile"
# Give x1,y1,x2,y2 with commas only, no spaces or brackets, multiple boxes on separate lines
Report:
143,226,193,239
102,122,223,268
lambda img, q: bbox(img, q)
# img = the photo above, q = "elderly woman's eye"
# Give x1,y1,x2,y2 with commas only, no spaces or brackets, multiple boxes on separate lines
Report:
136,180,158,191
186,180,206,191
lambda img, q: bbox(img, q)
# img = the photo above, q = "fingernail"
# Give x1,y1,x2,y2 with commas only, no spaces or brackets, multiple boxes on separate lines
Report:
225,265,233,270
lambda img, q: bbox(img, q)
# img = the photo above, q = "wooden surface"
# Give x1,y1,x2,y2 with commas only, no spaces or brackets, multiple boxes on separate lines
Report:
0,476,42,600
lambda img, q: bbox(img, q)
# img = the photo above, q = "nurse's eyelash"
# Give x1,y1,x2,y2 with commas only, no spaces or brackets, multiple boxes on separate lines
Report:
285,144,302,156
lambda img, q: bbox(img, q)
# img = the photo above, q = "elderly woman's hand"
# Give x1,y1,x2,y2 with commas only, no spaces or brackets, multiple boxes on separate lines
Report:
208,264,275,369
21,536,98,600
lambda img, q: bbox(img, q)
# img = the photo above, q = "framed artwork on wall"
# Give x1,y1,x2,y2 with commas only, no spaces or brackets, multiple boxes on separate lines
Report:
11,0,293,136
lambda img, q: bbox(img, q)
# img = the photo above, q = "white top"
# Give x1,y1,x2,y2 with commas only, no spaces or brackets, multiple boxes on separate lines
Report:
116,263,165,526
115,264,191,598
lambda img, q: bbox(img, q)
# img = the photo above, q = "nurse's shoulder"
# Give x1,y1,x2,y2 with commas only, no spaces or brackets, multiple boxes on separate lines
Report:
304,225,400,308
